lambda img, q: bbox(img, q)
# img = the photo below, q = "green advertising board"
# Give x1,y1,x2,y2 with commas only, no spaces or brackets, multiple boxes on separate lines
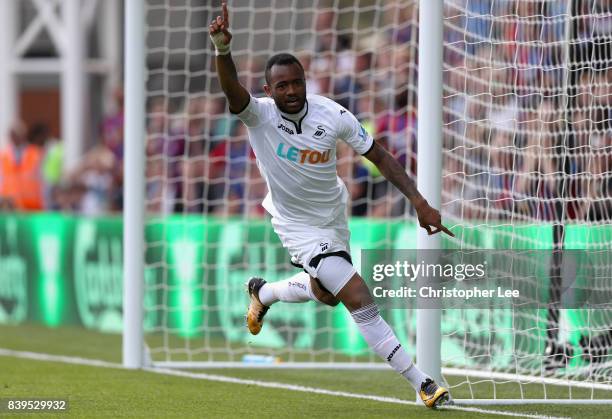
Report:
0,215,28,324
1,213,610,371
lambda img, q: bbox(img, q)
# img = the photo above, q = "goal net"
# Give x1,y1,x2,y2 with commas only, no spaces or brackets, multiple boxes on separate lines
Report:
136,0,612,403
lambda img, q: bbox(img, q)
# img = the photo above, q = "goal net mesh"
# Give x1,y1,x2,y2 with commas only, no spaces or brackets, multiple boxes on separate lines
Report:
141,0,612,400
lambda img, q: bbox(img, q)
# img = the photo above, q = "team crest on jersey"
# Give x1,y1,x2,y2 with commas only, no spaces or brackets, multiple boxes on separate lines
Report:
313,125,326,139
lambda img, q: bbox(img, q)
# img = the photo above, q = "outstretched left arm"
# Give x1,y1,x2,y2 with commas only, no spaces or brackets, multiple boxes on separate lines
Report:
364,141,454,237
364,141,424,206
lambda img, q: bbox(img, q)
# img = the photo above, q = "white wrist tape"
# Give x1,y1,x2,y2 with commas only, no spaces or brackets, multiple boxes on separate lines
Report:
211,32,230,56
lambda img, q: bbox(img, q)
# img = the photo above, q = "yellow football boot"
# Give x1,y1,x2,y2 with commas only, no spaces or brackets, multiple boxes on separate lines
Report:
246,277,270,335
419,378,450,408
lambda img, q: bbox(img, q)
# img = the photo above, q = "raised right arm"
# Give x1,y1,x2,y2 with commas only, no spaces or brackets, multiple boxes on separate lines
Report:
209,2,250,113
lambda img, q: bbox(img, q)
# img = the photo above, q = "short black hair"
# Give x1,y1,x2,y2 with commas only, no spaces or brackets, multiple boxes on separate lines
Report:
264,53,304,85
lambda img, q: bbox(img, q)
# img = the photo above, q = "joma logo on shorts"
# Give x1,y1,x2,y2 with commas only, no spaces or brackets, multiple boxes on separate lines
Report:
276,142,331,165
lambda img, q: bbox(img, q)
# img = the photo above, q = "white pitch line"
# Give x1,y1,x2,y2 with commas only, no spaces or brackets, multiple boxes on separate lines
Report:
0,348,565,419
147,367,566,419
0,348,122,369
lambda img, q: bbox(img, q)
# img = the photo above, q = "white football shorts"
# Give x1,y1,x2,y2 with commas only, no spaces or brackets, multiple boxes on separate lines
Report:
270,210,352,281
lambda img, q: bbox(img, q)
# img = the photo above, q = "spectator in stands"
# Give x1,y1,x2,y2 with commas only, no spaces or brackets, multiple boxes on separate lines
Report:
146,153,175,214
349,95,383,215
513,99,559,221
570,103,591,219
573,68,612,221
102,86,125,210
0,120,44,211
458,95,489,220
441,154,464,219
385,0,417,44
332,52,360,113
352,52,374,97
207,96,232,143
307,53,333,96
464,0,493,55
178,96,234,214
370,45,398,107
145,97,176,214
146,96,186,212
210,122,250,216
53,182,85,212
28,123,64,210
582,132,612,222
147,97,171,147
307,7,354,105
102,86,125,163
180,97,208,213
487,65,519,134
312,8,351,55
240,56,266,96
66,143,117,215
489,128,516,218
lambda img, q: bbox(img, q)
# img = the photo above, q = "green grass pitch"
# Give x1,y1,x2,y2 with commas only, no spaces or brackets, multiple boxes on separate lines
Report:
1,323,611,418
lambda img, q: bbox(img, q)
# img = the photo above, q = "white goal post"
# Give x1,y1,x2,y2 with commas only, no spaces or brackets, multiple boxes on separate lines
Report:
416,0,443,387
123,0,612,405
123,0,146,370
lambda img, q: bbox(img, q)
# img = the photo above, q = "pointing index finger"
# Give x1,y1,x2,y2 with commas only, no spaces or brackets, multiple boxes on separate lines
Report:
222,2,229,27
438,224,455,237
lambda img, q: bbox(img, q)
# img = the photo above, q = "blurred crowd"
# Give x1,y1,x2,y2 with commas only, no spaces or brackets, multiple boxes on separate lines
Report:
1,0,609,221
0,91,123,215
441,0,611,222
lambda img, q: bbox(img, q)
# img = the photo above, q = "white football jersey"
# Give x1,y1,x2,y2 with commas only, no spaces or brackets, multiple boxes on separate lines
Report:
234,94,374,226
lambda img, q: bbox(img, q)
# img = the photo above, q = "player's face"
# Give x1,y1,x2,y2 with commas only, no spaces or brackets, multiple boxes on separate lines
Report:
264,63,307,114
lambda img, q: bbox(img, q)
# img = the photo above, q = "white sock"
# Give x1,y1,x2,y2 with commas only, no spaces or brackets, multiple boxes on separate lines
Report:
258,272,319,306
401,363,429,389
350,303,429,390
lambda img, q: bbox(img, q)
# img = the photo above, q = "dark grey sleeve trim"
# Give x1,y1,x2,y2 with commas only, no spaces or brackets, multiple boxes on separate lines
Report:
360,139,375,156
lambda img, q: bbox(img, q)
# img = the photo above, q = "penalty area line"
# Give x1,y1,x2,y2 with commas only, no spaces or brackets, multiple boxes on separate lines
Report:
0,348,564,419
